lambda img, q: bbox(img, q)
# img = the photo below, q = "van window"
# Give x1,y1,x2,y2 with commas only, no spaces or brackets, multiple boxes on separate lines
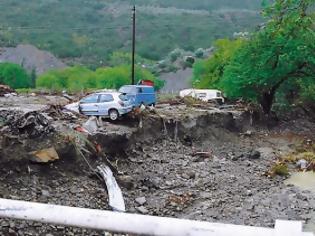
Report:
119,86,136,94
197,93,206,98
81,94,99,104
99,94,114,103
216,92,222,97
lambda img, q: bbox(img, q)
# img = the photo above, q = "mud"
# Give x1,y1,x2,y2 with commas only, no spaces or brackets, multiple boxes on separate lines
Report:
0,95,315,235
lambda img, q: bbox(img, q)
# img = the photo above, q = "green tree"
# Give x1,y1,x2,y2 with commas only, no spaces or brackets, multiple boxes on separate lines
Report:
95,66,130,89
221,0,315,114
192,39,244,89
0,63,32,89
36,71,67,91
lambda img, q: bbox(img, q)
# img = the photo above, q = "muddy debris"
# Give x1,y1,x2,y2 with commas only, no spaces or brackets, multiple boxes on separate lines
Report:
0,110,54,138
0,95,315,235
0,84,15,97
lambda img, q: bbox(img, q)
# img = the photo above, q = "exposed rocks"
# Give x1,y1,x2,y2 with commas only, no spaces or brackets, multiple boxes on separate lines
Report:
135,196,147,205
246,150,261,160
136,206,149,214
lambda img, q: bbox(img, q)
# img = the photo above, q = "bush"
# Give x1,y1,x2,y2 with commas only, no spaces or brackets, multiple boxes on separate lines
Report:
169,49,182,62
194,48,204,58
36,65,165,92
0,63,32,89
270,162,289,177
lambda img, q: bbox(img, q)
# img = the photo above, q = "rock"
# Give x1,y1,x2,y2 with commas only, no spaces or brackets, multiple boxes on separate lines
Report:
118,175,135,190
30,147,59,163
41,190,50,197
1,221,9,227
232,155,241,161
8,228,17,236
186,171,196,179
247,150,261,160
136,206,149,214
135,197,147,205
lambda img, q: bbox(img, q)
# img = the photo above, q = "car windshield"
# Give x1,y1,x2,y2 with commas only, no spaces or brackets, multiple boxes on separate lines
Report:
119,86,136,94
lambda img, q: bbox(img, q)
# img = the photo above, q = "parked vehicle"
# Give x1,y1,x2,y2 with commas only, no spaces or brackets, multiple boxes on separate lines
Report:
119,85,156,107
79,92,132,121
179,89,225,104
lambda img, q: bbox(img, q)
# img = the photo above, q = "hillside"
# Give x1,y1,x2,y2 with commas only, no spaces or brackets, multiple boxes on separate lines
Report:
0,0,263,67
0,44,66,74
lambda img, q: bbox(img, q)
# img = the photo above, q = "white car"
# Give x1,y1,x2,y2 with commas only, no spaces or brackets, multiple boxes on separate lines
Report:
179,89,224,104
79,92,133,121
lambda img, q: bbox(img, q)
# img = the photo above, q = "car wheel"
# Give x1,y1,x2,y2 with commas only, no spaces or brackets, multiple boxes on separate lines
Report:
109,109,119,121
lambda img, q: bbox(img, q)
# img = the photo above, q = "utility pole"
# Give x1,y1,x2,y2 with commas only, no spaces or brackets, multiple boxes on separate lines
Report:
131,5,136,85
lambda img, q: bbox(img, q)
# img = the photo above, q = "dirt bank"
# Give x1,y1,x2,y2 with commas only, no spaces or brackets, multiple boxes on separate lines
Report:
0,95,315,235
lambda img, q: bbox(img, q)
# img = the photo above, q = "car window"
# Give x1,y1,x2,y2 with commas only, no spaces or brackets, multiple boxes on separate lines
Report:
81,94,99,103
119,94,128,101
137,88,143,93
99,94,114,103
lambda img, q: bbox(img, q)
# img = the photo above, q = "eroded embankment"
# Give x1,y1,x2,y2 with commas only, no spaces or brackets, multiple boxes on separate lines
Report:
1,106,315,236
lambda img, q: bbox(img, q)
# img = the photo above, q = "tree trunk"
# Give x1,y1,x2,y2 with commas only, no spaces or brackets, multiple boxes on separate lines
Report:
260,90,276,114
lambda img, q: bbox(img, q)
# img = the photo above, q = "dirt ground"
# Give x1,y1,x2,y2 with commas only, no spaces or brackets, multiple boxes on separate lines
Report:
0,95,315,235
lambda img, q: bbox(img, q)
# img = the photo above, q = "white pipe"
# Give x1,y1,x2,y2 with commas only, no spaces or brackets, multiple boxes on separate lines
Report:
97,165,125,212
0,198,311,236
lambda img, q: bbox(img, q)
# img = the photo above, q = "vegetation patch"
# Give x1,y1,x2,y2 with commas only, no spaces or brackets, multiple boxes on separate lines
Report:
36,65,164,93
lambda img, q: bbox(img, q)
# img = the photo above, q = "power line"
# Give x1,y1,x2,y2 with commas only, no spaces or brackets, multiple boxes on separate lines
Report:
0,23,218,32
0,25,130,31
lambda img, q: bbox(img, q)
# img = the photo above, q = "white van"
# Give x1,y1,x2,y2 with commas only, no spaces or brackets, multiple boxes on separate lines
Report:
179,89,224,104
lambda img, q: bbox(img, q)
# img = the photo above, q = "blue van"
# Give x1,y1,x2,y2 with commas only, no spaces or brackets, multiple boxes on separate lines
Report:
119,85,156,107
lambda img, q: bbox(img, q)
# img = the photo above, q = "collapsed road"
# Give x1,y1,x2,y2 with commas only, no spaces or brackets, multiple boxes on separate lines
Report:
0,94,315,235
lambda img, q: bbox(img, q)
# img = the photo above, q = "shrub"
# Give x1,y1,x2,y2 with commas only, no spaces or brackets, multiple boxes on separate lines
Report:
36,65,164,92
270,162,289,177
0,63,32,89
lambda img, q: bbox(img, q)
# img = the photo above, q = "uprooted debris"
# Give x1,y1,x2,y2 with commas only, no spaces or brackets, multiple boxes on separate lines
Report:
45,104,80,121
83,116,102,134
0,84,15,97
0,110,54,138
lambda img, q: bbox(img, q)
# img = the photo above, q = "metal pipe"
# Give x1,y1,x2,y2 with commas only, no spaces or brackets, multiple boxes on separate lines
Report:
0,198,311,236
